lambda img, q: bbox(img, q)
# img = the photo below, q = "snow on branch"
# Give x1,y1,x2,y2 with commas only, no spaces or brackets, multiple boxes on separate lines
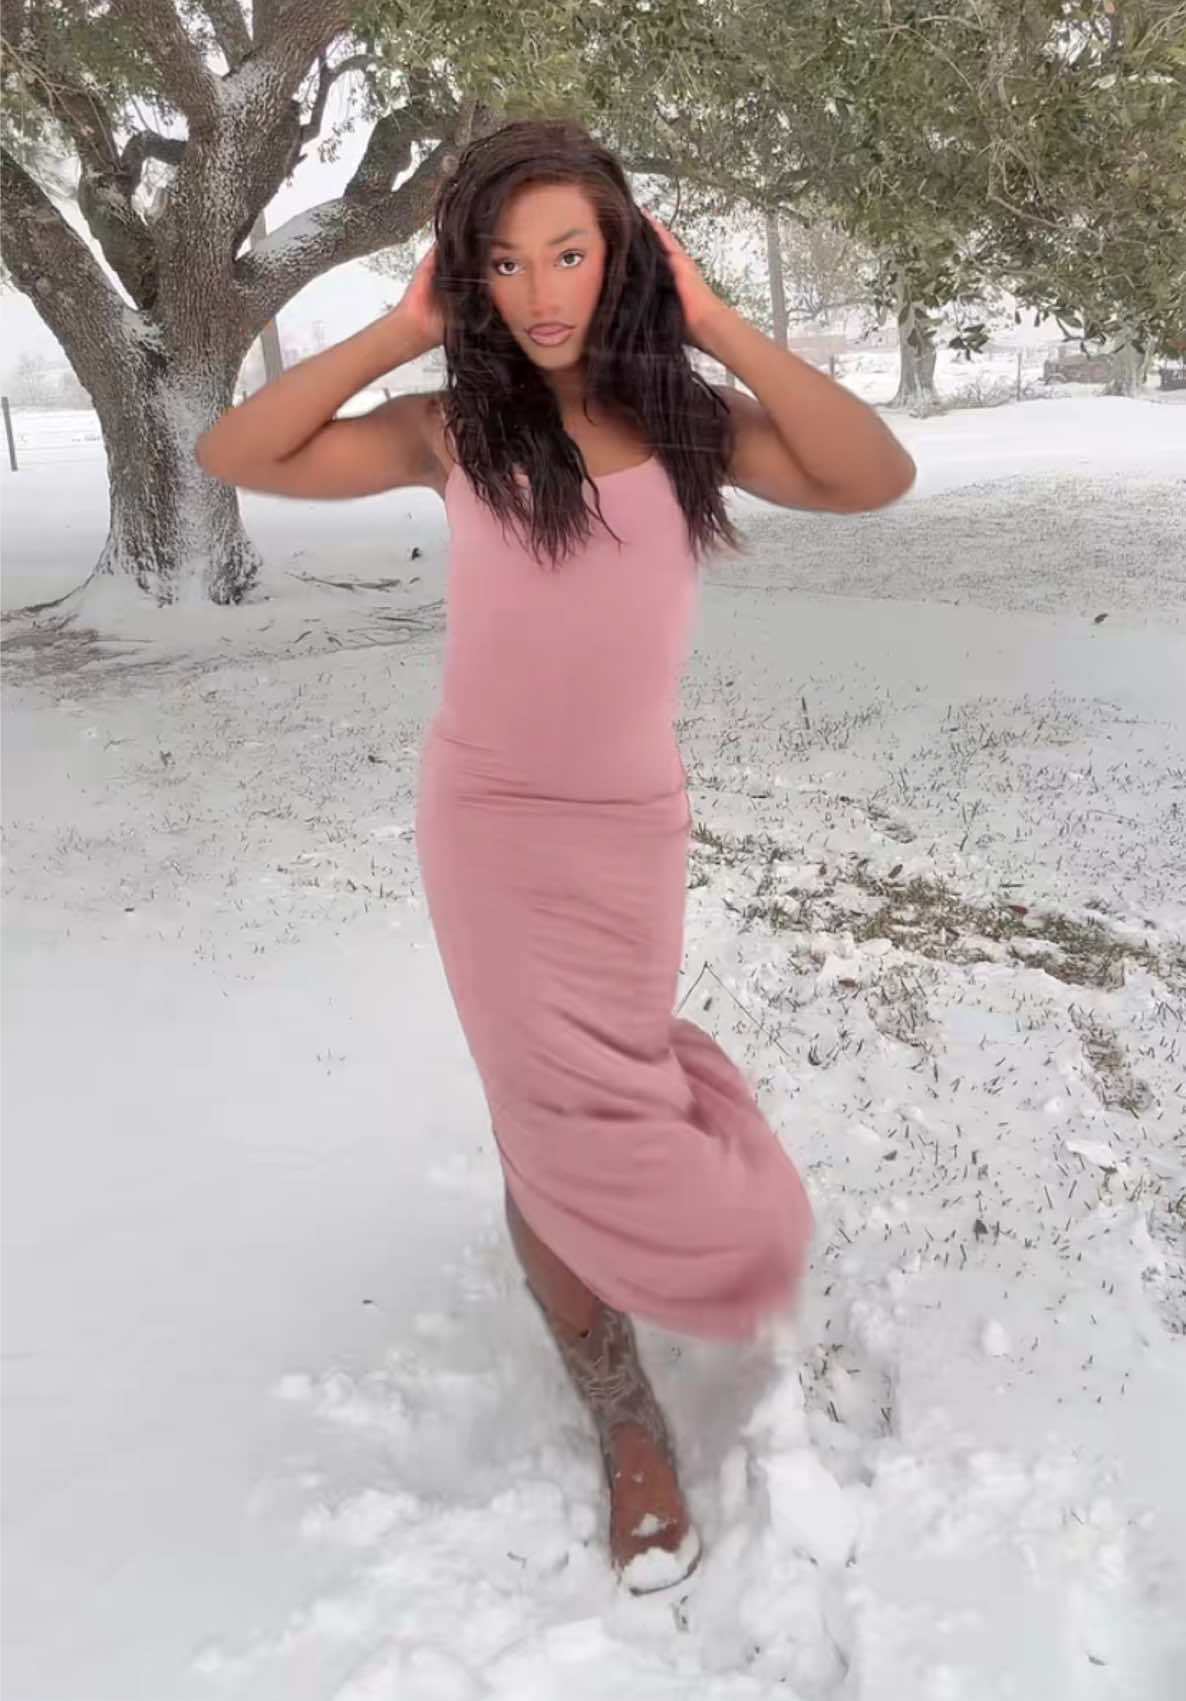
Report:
216,0,354,115
234,135,454,336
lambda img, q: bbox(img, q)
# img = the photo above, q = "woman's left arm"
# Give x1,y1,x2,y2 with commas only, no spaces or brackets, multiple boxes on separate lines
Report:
647,213,916,514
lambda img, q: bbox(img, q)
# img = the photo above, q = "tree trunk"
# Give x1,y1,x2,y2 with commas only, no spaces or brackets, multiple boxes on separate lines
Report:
1103,342,1151,398
765,211,788,349
90,364,262,605
893,332,937,410
892,294,938,411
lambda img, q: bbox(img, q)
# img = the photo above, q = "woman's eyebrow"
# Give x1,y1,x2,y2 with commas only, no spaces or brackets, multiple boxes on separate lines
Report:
490,227,590,251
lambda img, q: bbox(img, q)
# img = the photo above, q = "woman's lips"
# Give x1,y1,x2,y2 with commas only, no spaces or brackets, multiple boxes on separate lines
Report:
527,325,573,345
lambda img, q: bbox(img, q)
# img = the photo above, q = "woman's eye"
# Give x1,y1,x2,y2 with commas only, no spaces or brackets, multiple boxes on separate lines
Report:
492,252,582,277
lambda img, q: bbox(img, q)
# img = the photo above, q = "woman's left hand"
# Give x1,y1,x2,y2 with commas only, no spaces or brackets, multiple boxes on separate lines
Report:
644,210,727,351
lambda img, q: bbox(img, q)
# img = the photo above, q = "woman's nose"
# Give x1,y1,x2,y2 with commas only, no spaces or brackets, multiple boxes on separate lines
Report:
526,267,559,321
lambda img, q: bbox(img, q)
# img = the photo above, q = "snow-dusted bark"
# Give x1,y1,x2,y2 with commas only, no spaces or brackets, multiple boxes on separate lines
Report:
92,347,263,604
5,130,266,605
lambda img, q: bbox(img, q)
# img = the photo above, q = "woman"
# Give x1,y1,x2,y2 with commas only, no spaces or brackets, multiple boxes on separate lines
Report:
197,119,915,1594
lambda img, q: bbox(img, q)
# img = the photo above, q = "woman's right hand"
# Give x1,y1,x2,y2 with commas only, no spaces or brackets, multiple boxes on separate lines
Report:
389,245,445,353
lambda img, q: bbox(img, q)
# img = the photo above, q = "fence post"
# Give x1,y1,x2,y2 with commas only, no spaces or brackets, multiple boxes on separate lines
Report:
2,396,16,472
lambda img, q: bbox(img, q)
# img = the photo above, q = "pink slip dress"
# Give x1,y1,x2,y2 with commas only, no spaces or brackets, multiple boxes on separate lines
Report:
415,454,812,1340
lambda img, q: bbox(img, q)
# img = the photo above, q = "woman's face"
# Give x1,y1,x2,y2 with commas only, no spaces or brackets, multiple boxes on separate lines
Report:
486,181,608,373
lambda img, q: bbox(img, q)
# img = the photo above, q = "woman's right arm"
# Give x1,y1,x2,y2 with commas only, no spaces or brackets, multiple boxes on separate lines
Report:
195,251,448,500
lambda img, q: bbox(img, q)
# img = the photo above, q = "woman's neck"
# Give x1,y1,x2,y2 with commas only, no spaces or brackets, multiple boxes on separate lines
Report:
546,362,588,410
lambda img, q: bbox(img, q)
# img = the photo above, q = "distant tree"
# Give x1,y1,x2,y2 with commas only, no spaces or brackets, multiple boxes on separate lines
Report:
778,217,873,333
622,0,1184,410
974,1,1186,395
4,350,55,405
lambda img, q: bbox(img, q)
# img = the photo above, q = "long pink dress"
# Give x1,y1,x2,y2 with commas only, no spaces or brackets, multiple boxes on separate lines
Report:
415,455,812,1340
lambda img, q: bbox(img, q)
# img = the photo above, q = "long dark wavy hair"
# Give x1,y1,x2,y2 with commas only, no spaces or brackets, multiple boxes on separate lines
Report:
431,118,738,567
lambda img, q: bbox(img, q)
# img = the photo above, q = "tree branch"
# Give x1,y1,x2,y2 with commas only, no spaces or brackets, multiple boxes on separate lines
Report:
107,0,219,126
622,154,680,178
2,4,117,178
0,145,133,391
224,0,353,112
234,135,454,336
297,49,373,146
250,0,288,46
1,8,162,306
120,130,188,185
338,74,486,192
226,73,460,296
347,94,452,196
199,0,253,69
788,298,869,322
622,141,813,209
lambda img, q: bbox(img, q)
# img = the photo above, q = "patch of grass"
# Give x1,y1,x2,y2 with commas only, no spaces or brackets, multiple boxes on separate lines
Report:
846,872,1160,990
690,822,732,853
763,899,799,932
866,963,935,1047
689,824,781,866
1071,1008,1154,1114
776,702,885,755
692,822,1171,993
0,619,133,686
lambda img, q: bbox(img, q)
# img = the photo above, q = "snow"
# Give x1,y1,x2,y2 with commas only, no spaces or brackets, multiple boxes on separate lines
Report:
3,394,1186,1700
979,1320,1011,1359
120,308,167,353
247,206,336,265
620,1526,703,1595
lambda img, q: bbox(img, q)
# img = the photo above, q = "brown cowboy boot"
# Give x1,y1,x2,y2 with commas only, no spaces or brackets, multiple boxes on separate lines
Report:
530,1290,701,1593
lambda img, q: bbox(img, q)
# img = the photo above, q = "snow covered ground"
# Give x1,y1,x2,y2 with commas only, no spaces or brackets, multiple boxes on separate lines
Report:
3,395,1186,1700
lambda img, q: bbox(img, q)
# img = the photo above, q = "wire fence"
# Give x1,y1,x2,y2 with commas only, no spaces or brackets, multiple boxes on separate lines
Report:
2,335,1143,475
1,400,105,472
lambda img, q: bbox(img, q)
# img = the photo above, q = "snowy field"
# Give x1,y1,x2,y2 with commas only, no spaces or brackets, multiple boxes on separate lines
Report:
3,394,1186,1700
